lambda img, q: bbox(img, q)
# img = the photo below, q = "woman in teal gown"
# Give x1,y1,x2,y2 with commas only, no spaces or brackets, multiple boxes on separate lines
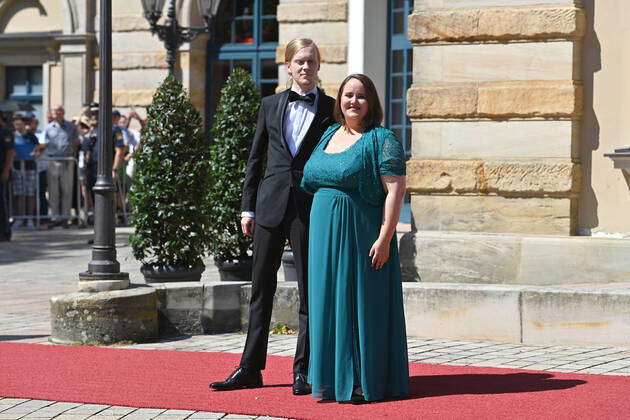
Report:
301,74,409,403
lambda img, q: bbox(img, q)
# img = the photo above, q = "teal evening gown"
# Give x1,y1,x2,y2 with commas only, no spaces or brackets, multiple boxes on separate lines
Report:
301,123,409,402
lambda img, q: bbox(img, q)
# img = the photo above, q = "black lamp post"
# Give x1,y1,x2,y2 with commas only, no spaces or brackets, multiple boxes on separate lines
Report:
79,0,129,291
142,0,219,75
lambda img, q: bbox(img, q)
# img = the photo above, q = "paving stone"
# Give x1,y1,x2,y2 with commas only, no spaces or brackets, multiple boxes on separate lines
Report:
186,412,226,419
0,399,29,407
64,404,111,416
23,402,83,418
153,409,197,419
0,400,55,416
95,407,138,417
119,408,167,419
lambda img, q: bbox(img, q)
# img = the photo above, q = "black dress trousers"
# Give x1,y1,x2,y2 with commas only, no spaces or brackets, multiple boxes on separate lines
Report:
240,188,310,375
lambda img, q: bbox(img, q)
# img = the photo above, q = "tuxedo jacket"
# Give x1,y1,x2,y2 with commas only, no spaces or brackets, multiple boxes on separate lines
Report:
241,88,336,228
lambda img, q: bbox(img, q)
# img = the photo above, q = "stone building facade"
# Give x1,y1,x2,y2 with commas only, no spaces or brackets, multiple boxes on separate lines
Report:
404,0,630,286
0,0,628,284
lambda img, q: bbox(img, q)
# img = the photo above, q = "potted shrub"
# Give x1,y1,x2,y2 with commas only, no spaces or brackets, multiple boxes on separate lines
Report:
207,68,259,281
129,75,212,283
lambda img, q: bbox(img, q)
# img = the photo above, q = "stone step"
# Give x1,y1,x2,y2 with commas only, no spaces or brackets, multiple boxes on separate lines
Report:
151,281,630,347
240,282,630,347
404,231,630,285
401,282,630,347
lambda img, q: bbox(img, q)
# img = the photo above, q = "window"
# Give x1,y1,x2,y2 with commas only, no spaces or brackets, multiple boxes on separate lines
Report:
207,0,279,130
6,66,43,121
386,0,413,156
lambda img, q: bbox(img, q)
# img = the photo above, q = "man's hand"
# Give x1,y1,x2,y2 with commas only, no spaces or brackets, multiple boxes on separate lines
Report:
241,217,255,237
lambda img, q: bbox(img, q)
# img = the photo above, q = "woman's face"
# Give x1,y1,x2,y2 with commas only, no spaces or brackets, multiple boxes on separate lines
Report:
340,78,369,125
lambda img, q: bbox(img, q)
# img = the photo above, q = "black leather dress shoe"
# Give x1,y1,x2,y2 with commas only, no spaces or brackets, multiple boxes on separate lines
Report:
350,387,369,405
292,373,311,395
209,367,263,391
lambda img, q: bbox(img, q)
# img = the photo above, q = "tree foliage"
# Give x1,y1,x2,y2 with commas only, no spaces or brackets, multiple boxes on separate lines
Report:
129,75,212,268
207,68,260,262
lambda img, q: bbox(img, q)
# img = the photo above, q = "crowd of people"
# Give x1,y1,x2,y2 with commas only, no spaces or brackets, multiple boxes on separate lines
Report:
0,104,145,241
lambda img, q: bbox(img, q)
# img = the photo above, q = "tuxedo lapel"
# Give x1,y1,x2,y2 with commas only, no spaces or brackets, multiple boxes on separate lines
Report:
293,87,327,160
277,89,291,155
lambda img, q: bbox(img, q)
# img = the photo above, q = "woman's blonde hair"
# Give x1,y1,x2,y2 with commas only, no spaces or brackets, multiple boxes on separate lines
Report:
285,38,321,88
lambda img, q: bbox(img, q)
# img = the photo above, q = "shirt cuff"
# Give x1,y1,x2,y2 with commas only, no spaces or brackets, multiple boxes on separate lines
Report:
241,211,255,219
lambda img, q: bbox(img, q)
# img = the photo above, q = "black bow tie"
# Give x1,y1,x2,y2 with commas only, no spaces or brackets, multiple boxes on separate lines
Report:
288,91,316,106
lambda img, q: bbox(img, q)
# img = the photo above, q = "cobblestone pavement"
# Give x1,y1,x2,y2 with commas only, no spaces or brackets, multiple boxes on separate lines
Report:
4,333,630,419
3,229,630,418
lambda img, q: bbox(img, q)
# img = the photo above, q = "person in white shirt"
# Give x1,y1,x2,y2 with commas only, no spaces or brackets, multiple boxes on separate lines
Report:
25,112,48,221
210,38,336,396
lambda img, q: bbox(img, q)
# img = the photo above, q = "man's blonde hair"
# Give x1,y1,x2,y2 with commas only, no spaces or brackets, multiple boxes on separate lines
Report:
284,38,321,88
284,38,321,64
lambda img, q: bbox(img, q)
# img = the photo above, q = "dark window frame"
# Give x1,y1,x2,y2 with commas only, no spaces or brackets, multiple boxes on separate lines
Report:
385,0,413,156
206,0,279,135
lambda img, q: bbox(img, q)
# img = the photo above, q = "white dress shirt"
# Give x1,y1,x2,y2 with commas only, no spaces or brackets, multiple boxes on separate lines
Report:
241,86,319,220
283,86,318,157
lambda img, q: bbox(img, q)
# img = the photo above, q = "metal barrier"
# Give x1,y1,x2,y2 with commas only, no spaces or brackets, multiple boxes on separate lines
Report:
8,157,83,228
5,156,134,230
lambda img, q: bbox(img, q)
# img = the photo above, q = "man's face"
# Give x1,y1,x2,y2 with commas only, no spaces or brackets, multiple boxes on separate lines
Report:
28,118,38,131
52,106,64,121
118,116,128,127
286,46,320,92
13,118,25,132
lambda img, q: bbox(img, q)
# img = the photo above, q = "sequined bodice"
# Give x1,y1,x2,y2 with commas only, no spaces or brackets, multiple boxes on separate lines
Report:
303,128,364,192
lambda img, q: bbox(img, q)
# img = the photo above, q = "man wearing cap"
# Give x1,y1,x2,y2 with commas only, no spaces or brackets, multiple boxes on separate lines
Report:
42,104,80,227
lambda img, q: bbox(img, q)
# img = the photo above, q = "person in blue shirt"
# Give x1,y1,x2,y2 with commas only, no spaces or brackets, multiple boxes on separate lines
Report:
0,121,15,240
42,104,79,227
11,114,42,229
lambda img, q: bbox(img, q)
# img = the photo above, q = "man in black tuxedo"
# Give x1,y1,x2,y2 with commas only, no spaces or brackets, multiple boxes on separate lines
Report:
210,39,335,395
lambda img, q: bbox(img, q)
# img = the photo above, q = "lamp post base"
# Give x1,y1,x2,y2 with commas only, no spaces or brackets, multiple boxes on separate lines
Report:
78,271,130,292
50,286,158,345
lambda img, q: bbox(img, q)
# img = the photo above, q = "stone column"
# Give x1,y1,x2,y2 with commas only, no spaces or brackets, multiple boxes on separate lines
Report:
406,1,585,282
97,2,168,120
179,34,208,116
57,35,94,117
276,0,349,94
104,1,205,121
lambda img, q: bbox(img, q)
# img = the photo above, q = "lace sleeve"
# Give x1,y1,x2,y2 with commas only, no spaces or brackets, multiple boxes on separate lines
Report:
379,131,406,176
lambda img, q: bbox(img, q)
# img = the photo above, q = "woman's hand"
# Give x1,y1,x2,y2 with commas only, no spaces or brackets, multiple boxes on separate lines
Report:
369,238,390,270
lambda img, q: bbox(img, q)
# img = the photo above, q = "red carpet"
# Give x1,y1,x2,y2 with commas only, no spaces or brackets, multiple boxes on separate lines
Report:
1,342,629,419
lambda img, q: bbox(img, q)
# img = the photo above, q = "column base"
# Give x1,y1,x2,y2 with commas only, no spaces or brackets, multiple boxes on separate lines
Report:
78,271,130,292
50,286,159,345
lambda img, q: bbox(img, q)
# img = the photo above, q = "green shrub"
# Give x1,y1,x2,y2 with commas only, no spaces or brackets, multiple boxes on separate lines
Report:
207,68,260,262
129,75,212,268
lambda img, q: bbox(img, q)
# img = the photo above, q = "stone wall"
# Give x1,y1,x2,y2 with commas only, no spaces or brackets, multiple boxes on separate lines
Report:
276,0,348,95
98,1,206,120
407,0,585,235
0,0,94,118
